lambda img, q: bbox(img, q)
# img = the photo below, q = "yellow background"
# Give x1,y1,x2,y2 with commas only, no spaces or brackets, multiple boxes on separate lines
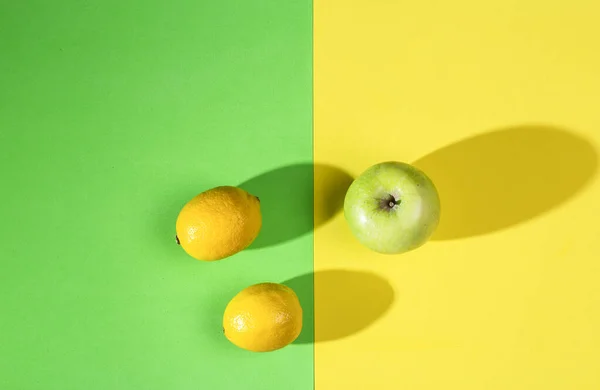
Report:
314,1,600,389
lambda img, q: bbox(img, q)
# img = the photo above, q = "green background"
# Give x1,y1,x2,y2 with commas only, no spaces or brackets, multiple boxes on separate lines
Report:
0,1,314,389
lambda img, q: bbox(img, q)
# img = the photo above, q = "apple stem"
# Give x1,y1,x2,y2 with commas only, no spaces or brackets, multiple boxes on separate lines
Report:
380,195,399,210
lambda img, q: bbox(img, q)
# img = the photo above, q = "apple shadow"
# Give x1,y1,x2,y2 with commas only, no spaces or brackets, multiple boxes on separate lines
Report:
413,125,598,240
239,163,353,249
282,270,394,344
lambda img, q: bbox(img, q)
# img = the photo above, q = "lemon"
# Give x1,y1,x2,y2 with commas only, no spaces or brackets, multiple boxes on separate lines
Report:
175,186,262,261
223,283,303,352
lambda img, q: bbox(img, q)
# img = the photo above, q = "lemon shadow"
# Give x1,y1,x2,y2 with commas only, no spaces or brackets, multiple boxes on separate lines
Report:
283,270,394,344
239,163,353,249
413,125,598,240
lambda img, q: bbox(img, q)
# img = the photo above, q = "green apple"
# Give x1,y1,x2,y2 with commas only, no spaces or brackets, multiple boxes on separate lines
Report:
344,161,440,254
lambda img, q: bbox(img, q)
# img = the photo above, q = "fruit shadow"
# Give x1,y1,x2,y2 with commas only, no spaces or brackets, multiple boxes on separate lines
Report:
239,163,353,249
282,270,394,344
413,125,598,240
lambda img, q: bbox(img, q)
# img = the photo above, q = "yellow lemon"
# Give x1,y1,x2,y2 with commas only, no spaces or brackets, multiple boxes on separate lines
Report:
175,186,262,261
223,283,303,352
